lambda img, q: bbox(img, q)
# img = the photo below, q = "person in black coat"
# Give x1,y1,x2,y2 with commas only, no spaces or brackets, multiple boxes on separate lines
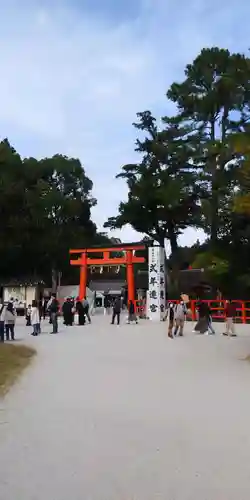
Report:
62,298,74,326
75,298,85,325
194,301,210,334
49,294,59,334
104,295,110,315
38,298,43,322
127,300,138,324
42,297,49,320
26,304,32,326
111,296,121,325
168,303,175,338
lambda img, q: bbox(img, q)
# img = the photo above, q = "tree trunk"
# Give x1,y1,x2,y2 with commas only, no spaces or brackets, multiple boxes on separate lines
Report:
210,108,228,247
169,230,178,259
51,268,58,294
211,185,218,246
168,224,180,294
210,118,218,246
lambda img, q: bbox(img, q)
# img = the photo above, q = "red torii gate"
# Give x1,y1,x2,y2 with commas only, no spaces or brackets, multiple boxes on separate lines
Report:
70,243,146,302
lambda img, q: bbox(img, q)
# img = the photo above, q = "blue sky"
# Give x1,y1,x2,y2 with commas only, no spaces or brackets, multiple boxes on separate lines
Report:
0,0,249,244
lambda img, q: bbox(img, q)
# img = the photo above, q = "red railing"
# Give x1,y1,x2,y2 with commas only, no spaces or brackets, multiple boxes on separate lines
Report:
135,299,250,323
57,298,250,323
187,300,250,324
135,299,146,316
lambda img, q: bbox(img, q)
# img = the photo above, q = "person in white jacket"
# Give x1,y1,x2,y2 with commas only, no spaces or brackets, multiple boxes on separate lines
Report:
31,300,40,336
4,302,16,340
174,301,187,337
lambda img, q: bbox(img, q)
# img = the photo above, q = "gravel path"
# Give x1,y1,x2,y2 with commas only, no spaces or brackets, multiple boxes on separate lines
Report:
1,315,250,500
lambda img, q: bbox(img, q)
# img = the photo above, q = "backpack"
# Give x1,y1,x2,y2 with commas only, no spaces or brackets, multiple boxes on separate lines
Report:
175,303,186,319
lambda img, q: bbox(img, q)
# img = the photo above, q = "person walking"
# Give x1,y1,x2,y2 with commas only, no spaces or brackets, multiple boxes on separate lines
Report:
127,300,138,324
207,306,216,335
26,304,32,326
75,298,85,326
49,293,59,334
42,297,49,320
167,302,175,338
0,299,6,342
38,298,43,322
62,297,74,326
31,300,40,336
111,296,121,325
82,297,91,324
194,301,213,334
174,301,187,336
103,295,110,315
5,302,16,341
224,300,237,336
47,295,53,324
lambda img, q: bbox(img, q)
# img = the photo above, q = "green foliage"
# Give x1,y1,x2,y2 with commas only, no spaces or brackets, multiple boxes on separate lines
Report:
2,45,250,297
0,139,107,285
105,46,250,296
168,241,203,270
192,252,229,275
231,127,250,215
105,112,201,257
167,47,250,245
106,47,250,251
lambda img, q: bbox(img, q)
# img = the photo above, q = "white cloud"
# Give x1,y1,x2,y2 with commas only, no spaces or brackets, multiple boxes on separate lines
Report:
0,0,249,245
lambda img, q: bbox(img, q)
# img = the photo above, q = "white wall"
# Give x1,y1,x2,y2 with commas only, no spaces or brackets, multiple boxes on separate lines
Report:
25,287,36,306
3,286,36,306
58,285,96,313
3,286,26,302
57,285,80,299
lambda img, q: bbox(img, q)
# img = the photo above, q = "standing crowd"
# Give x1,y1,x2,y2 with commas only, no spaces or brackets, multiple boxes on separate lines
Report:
105,296,138,325
0,294,90,341
166,298,238,338
31,294,92,335
0,293,139,342
0,293,240,342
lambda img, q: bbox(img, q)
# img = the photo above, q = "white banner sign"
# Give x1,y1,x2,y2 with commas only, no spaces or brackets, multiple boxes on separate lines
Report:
148,246,166,321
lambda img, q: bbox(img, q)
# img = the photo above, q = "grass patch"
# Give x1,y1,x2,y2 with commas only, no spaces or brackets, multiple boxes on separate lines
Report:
0,343,36,396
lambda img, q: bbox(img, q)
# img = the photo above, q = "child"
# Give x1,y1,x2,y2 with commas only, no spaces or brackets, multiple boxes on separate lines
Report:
31,300,40,336
26,304,32,326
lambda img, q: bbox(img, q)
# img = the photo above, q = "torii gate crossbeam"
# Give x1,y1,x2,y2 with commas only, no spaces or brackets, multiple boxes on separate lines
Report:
70,244,146,302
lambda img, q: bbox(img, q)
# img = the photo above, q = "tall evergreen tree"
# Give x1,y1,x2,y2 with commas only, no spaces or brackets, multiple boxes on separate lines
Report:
167,47,250,246
105,111,200,263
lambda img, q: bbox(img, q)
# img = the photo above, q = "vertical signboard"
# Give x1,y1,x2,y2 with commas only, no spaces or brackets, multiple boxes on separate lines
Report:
159,247,166,320
148,246,166,321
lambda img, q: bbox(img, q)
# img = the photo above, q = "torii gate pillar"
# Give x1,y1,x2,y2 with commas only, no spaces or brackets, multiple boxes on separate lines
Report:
79,251,87,299
70,244,145,302
126,249,135,303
